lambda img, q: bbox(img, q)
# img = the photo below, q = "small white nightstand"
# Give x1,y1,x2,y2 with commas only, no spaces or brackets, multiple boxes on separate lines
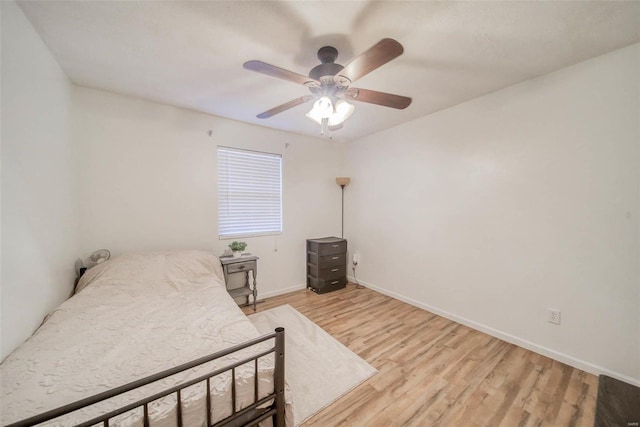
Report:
219,255,259,311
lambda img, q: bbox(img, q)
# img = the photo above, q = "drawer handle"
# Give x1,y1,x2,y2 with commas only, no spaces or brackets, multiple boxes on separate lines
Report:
237,265,246,270
331,281,339,285
331,256,339,260
331,269,339,272
332,244,340,247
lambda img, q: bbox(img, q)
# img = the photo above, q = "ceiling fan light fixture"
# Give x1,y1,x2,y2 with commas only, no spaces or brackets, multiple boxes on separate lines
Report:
306,97,355,128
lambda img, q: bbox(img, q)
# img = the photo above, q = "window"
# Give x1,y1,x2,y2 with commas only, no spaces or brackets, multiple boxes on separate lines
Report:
217,146,282,238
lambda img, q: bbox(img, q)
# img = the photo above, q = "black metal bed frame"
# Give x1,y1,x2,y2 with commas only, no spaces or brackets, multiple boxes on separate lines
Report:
6,328,285,427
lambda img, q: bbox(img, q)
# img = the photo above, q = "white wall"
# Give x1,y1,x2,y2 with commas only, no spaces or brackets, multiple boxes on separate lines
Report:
343,44,640,384
72,86,342,297
1,1,79,359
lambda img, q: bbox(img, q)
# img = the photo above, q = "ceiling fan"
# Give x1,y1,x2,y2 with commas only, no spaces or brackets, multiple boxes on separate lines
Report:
243,38,412,133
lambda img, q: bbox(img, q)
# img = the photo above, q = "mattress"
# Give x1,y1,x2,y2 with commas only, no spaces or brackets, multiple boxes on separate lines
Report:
0,250,275,426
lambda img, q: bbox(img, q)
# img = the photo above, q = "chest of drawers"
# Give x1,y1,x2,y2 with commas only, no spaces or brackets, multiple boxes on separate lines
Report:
306,237,347,294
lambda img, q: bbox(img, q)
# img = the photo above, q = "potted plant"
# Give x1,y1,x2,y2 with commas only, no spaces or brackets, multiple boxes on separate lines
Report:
229,241,247,258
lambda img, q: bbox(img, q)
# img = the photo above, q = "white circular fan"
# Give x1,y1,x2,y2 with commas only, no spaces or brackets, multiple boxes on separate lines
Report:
83,249,111,269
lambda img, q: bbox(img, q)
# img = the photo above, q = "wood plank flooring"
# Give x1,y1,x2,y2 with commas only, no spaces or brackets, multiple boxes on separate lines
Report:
243,284,597,426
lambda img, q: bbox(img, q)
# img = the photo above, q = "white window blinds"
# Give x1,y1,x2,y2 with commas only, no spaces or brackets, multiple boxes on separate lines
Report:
217,146,282,238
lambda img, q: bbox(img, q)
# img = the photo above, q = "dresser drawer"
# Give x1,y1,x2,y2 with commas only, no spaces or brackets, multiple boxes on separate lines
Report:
308,240,347,256
307,264,346,280
307,252,346,267
226,260,256,274
307,276,347,294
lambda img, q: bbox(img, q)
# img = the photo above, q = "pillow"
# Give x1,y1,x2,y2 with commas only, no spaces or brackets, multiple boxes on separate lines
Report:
75,250,224,294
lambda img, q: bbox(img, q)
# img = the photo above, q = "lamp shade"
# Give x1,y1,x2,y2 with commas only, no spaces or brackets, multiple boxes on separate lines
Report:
306,98,355,127
336,177,351,187
305,96,333,124
328,100,354,126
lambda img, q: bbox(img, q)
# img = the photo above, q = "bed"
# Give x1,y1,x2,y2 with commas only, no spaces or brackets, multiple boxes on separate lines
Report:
0,250,285,427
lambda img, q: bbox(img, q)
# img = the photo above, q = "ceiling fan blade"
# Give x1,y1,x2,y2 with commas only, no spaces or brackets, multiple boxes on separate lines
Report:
345,88,411,109
256,95,314,119
244,61,320,87
334,38,404,85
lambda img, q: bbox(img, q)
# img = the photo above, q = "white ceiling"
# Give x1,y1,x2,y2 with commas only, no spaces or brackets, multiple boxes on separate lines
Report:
18,1,640,143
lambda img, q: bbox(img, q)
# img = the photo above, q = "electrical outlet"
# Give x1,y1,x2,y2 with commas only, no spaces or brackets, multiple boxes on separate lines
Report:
547,309,561,325
352,253,359,266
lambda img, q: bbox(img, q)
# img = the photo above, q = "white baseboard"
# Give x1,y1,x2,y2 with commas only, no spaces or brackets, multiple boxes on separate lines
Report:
348,275,640,387
259,283,306,300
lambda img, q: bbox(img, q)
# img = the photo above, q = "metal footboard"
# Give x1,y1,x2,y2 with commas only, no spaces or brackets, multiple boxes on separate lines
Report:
6,328,285,427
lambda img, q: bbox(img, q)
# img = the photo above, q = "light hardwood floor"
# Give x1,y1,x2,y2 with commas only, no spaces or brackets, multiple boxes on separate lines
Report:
243,284,598,427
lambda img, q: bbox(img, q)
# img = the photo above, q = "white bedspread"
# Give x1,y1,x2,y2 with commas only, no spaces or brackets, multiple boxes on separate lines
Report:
1,251,274,426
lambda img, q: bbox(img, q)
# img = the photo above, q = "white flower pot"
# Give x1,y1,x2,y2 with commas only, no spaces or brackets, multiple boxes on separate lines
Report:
232,251,242,258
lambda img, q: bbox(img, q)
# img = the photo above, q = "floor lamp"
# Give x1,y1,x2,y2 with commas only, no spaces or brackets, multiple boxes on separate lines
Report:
336,177,363,289
336,177,350,239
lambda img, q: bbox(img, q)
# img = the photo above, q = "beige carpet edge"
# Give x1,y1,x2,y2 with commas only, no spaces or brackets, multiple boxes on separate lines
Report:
248,304,378,426
297,368,377,426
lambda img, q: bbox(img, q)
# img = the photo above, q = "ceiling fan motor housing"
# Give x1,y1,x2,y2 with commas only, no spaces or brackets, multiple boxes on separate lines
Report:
309,46,345,82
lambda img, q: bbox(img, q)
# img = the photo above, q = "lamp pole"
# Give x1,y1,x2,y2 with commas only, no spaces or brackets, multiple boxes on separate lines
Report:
340,184,346,239
335,177,350,239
